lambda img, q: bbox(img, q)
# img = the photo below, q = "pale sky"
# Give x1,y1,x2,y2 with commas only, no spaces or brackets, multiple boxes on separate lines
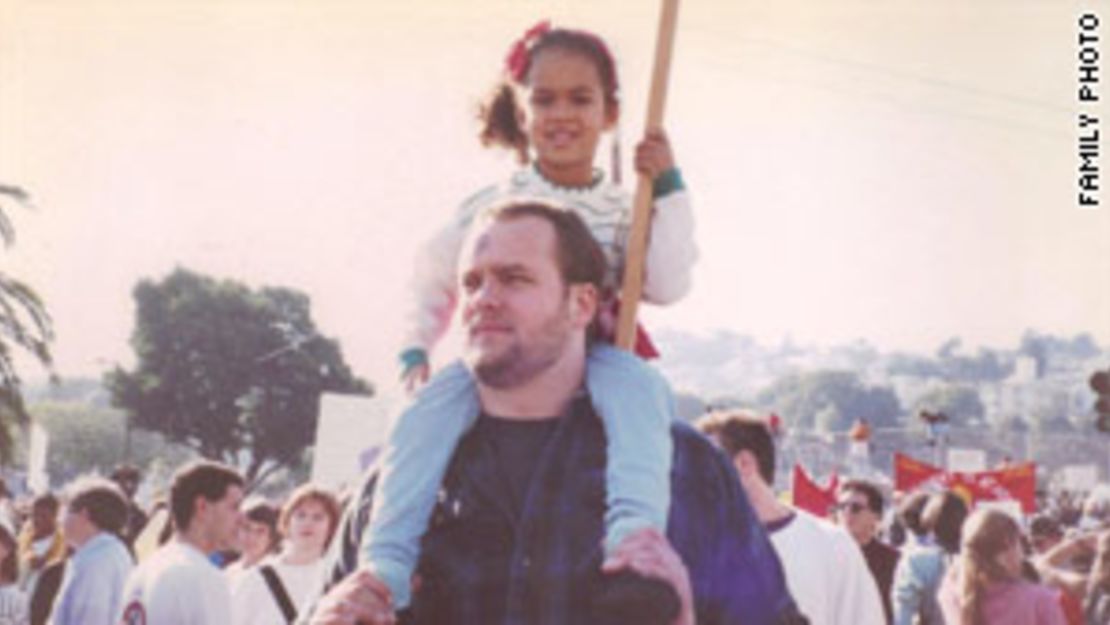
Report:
2,0,1108,390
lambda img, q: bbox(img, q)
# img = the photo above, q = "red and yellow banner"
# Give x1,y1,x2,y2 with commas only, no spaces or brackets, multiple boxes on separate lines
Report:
893,453,1036,514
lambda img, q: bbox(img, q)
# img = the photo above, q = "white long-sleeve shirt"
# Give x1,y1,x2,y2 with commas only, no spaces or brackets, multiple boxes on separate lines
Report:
768,509,887,625
402,167,698,354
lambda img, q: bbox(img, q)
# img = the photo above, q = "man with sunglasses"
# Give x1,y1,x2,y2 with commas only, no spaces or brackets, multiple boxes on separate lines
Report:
835,480,900,624
698,410,884,625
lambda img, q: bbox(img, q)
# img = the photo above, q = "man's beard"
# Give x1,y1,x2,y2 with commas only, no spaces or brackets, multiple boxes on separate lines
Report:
467,307,573,390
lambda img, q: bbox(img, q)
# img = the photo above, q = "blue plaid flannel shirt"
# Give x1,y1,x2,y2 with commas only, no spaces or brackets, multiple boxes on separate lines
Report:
313,394,803,625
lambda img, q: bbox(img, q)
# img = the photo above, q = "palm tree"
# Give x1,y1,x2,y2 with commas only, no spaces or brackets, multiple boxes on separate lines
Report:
0,184,54,460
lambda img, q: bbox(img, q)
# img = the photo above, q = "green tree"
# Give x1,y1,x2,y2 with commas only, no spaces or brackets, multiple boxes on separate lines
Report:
106,268,370,484
0,185,54,461
912,384,985,427
756,370,901,431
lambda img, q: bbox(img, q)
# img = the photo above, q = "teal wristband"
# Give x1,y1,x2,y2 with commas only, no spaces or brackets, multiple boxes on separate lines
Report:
399,348,428,373
652,167,685,198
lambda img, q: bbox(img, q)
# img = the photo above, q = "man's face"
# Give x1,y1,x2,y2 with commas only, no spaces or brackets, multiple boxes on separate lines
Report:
835,490,880,545
61,506,95,549
458,215,595,388
199,484,244,552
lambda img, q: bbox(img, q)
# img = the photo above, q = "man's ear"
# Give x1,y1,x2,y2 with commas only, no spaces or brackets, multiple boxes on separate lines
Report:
733,450,758,479
193,495,208,521
568,283,599,329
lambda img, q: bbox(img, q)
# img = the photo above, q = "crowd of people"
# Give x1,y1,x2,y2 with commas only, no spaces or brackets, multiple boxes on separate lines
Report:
2,17,1108,625
0,462,350,625
0,415,1103,625
697,411,1110,625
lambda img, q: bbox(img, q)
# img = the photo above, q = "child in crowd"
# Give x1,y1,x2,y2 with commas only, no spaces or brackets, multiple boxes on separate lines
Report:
361,21,698,612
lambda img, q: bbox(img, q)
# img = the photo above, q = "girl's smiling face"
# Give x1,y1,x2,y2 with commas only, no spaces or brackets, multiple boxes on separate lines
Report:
524,48,618,187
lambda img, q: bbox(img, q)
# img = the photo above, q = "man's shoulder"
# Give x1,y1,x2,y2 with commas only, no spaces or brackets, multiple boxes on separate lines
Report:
786,508,844,538
669,420,726,465
72,533,131,572
776,509,857,557
133,543,215,586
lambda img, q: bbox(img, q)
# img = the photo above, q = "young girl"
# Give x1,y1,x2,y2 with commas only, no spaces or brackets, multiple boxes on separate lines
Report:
362,21,698,612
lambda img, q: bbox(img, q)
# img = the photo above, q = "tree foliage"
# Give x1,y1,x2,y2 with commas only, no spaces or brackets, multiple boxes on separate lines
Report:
106,268,370,483
755,370,901,431
0,185,54,462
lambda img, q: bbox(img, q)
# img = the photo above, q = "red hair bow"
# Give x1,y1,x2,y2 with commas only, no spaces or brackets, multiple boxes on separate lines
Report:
505,20,551,82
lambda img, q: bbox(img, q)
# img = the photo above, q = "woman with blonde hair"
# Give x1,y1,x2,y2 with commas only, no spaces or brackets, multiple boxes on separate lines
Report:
939,507,1067,625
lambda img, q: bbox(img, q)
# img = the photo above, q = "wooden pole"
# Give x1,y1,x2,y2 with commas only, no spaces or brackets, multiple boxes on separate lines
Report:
615,0,681,350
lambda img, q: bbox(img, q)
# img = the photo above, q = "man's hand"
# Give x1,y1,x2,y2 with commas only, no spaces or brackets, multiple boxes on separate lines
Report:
602,528,694,625
309,569,396,625
634,128,677,180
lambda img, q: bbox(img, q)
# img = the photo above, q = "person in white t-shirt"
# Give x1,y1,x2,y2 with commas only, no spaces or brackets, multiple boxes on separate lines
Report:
231,485,340,625
117,461,244,625
698,410,886,625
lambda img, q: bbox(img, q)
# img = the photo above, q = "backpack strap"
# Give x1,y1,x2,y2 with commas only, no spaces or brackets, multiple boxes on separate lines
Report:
259,564,297,624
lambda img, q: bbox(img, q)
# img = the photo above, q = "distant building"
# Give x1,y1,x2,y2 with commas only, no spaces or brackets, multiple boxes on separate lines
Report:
1011,356,1039,383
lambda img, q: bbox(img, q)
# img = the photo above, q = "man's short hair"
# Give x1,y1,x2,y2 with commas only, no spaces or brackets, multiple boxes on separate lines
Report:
66,477,130,534
695,410,776,484
481,200,607,293
169,461,244,532
32,492,59,513
840,479,884,515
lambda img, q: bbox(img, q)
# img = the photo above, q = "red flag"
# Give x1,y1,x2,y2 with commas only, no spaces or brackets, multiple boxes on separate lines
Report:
792,464,839,518
893,453,1036,514
893,453,944,492
982,463,1037,514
